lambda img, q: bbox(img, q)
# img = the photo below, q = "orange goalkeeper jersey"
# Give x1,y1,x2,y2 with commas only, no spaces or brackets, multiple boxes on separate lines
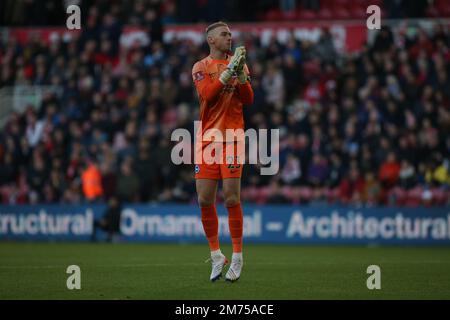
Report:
192,54,254,143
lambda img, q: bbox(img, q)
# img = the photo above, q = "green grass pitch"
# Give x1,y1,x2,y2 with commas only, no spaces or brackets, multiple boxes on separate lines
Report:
1,243,449,299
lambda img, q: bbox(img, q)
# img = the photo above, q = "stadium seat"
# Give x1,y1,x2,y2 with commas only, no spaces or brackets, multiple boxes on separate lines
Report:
317,8,333,20
319,0,334,7
299,187,313,203
297,9,317,20
243,186,259,203
324,187,340,204
257,186,271,204
388,187,407,206
333,0,349,8
282,10,298,21
405,187,423,207
349,4,368,19
290,187,302,204
436,0,450,16
425,6,440,18
359,0,383,7
265,9,283,21
430,188,448,206
281,186,294,200
333,8,351,20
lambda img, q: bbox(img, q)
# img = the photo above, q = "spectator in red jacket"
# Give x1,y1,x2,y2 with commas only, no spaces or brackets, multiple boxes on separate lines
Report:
339,166,365,205
378,152,401,189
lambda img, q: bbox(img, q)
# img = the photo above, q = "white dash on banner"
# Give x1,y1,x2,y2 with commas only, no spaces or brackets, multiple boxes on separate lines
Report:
266,222,283,232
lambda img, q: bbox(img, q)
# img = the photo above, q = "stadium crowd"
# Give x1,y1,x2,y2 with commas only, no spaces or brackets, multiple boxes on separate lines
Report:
0,1,449,207
1,0,440,26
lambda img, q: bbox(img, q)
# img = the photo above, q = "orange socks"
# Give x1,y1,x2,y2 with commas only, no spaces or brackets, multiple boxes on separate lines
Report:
201,205,220,251
201,203,244,253
227,203,243,253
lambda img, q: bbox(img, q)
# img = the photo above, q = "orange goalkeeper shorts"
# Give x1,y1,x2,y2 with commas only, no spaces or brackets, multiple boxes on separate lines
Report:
194,142,244,180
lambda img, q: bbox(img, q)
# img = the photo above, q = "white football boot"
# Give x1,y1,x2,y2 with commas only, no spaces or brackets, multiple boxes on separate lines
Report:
207,250,228,282
225,252,243,282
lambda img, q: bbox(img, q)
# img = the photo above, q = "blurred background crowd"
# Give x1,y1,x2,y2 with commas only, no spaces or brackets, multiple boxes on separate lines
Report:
0,0,449,207
2,0,449,26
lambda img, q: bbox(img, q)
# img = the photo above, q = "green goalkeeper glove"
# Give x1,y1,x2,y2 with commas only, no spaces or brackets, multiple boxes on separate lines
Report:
219,46,246,85
236,47,248,84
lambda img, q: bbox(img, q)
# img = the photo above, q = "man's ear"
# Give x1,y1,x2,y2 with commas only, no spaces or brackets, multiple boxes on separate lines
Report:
207,35,214,45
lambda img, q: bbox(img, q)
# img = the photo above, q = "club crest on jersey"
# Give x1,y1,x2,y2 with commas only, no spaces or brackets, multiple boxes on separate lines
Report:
193,71,205,81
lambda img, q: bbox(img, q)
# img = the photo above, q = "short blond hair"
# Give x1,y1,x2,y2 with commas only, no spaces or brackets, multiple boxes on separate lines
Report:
205,21,229,35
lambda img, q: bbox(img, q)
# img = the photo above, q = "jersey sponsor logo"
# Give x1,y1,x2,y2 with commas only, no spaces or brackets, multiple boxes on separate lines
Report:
193,71,205,81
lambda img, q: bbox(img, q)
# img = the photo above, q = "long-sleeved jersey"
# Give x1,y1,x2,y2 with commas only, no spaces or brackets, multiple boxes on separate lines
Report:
192,54,254,143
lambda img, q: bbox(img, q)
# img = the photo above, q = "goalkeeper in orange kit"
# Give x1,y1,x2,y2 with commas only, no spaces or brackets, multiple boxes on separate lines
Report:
191,21,254,282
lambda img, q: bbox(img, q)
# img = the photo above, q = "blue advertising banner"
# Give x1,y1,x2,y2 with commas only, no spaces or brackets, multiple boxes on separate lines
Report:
0,204,449,244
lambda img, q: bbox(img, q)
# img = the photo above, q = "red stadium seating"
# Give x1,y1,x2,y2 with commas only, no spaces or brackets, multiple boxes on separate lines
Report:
349,4,368,19
436,0,450,16
265,9,283,21
333,8,351,20
297,9,317,20
282,10,299,21
317,8,333,20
